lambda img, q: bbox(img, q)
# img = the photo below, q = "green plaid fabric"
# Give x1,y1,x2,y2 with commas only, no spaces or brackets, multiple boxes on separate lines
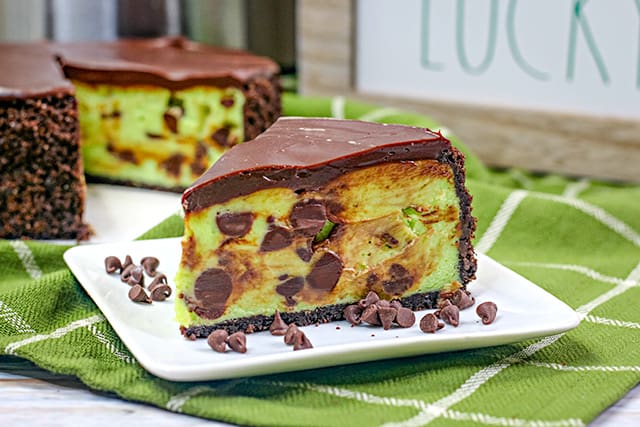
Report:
1,93,639,427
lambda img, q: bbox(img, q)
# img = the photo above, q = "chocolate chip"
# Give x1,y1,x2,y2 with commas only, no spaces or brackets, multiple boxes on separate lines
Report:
269,310,288,335
163,106,183,133
260,226,292,252
284,324,299,345
150,284,172,301
140,256,160,277
163,114,178,133
395,307,416,328
289,201,327,236
190,143,209,176
376,300,390,308
378,306,397,330
361,304,381,326
419,313,444,333
221,97,235,108
207,330,228,353
195,306,226,320
128,285,151,304
104,256,122,274
106,142,133,163
295,243,313,262
476,302,497,325
438,298,453,310
122,255,133,269
380,232,399,247
194,268,232,315
285,296,296,306
358,291,380,309
216,212,254,237
226,332,247,353
440,304,460,327
120,264,136,283
113,148,138,164
365,273,379,288
390,300,403,311
126,266,144,286
306,251,342,291
452,289,475,310
293,331,313,350
212,128,233,147
276,276,304,297
389,264,409,277
382,264,414,295
344,304,363,325
161,153,185,177
149,274,168,289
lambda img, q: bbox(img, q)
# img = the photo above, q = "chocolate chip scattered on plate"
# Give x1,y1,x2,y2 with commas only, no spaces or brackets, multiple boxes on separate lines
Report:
476,301,498,325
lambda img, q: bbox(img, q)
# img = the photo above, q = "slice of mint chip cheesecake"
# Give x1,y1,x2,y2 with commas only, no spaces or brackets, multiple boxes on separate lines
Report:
175,117,477,337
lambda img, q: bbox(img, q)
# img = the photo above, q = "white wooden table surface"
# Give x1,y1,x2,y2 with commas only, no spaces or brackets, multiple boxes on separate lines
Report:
0,355,638,426
2,185,638,426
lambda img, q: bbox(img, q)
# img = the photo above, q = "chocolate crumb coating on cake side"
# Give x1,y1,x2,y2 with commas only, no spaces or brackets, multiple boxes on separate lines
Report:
0,48,88,240
176,118,477,336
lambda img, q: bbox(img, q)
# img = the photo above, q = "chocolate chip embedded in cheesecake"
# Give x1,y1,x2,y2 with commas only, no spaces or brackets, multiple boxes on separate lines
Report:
175,117,477,337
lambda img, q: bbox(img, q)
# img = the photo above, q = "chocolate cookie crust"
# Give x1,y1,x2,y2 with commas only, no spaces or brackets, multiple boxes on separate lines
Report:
183,290,441,337
438,147,477,284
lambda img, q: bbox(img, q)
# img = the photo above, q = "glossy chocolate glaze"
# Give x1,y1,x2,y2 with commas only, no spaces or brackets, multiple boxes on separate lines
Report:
183,118,449,212
57,37,279,89
0,37,279,98
0,44,72,99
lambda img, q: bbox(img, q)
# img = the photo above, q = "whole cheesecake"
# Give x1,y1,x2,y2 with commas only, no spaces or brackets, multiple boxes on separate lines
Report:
175,117,477,337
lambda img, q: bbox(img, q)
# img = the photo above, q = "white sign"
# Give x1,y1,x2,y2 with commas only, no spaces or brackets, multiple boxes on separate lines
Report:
356,0,640,119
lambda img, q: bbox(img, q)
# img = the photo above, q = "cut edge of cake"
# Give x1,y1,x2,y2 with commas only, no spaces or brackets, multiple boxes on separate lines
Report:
0,48,89,240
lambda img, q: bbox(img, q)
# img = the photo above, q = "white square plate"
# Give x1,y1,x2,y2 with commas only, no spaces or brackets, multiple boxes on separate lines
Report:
64,238,580,382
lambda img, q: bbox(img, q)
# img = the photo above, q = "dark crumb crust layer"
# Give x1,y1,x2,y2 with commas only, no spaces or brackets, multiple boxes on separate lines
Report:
183,290,441,338
243,75,282,142
438,147,477,284
0,93,89,240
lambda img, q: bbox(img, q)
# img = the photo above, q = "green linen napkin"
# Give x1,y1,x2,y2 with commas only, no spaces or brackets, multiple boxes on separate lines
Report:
2,93,640,427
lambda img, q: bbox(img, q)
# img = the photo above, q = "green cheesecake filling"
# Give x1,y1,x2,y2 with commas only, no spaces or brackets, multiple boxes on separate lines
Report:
75,81,245,188
175,159,464,328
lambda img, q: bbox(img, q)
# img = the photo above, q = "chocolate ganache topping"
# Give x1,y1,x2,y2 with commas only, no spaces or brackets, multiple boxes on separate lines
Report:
0,37,279,99
182,117,452,212
0,44,72,100
57,37,278,90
